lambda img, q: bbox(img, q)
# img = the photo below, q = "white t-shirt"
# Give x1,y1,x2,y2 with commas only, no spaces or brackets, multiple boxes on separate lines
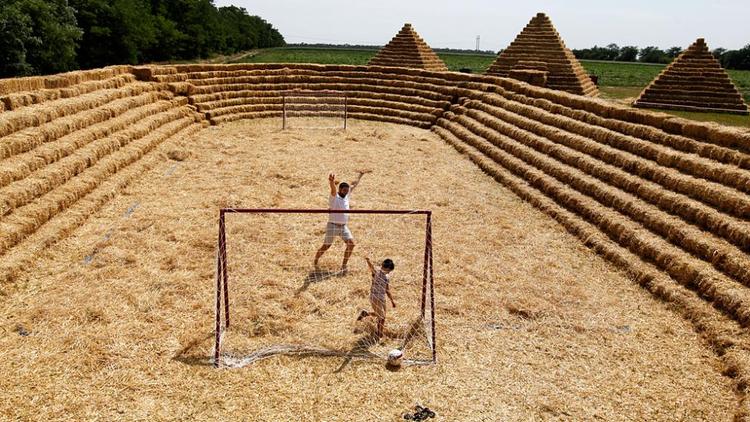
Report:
328,193,350,224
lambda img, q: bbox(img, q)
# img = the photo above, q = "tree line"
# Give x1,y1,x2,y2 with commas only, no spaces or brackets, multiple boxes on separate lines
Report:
0,0,285,78
572,43,750,70
287,43,498,56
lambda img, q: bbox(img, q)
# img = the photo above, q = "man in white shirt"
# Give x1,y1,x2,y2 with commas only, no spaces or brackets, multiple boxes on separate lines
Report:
313,171,367,273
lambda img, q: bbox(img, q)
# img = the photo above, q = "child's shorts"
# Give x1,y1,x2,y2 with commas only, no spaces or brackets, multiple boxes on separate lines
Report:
370,296,386,319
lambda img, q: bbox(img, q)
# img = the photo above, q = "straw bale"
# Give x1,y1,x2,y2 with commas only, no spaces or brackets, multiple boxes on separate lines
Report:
189,81,450,102
452,110,750,285
495,86,750,168
462,105,750,251
0,118,202,287
0,82,162,140
0,113,194,254
0,97,175,188
0,102,187,206
0,113,744,419
706,126,750,153
434,123,748,353
437,116,750,325
0,91,168,161
167,83,193,96
476,93,750,200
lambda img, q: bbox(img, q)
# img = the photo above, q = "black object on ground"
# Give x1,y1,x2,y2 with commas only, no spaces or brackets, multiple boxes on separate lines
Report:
16,324,29,336
403,405,436,420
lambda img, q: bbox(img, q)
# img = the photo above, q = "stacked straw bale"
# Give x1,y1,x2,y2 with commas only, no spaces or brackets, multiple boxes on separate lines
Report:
367,23,448,71
634,38,749,115
485,13,598,96
3,61,750,419
0,68,205,271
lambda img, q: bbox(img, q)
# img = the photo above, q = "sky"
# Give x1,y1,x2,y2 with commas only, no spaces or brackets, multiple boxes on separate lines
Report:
214,0,750,51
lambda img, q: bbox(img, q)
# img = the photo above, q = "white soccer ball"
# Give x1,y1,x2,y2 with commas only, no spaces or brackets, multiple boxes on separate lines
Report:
387,349,404,367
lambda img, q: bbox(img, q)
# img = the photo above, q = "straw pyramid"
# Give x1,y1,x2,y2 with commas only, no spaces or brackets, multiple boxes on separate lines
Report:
634,38,749,115
368,23,448,71
486,13,598,96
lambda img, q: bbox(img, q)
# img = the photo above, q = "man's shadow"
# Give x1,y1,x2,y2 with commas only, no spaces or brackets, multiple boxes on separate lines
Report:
295,268,341,294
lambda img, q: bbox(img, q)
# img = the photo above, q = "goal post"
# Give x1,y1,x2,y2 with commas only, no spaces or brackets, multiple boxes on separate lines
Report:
213,208,435,368
282,90,348,130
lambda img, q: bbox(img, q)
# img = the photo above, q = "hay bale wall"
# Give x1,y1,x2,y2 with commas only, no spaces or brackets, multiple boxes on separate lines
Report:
0,68,205,283
2,61,750,419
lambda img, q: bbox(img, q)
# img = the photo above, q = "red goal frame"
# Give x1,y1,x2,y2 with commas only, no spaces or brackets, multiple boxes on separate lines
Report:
213,208,435,368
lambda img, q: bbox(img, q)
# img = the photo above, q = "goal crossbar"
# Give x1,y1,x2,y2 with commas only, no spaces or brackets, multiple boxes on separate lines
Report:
213,208,435,367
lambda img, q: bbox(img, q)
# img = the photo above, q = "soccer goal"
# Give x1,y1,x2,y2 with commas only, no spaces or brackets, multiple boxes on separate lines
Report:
213,208,435,368
281,90,348,130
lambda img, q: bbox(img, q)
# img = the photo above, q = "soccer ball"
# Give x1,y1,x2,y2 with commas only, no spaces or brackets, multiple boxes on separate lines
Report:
387,349,404,367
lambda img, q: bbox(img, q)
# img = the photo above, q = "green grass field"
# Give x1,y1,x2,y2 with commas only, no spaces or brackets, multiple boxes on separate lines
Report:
234,48,750,128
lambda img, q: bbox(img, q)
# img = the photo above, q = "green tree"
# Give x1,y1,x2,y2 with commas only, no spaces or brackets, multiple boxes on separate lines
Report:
152,0,222,59
639,46,668,63
0,4,36,77
616,46,639,62
665,46,682,59
0,0,285,76
4,0,82,75
71,0,157,68
721,45,750,70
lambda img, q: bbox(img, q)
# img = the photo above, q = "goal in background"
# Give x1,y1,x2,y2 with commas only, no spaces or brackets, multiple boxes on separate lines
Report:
282,91,348,130
213,208,435,368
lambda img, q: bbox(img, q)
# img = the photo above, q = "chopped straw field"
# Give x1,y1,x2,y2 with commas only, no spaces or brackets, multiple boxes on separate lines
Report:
0,119,737,420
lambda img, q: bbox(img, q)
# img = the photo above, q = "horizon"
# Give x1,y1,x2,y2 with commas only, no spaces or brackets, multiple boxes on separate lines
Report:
215,0,750,51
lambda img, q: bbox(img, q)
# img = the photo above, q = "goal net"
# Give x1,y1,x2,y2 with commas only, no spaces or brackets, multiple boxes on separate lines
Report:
213,208,436,369
282,90,347,130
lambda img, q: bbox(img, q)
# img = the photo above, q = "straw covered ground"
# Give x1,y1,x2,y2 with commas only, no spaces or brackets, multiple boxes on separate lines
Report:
0,119,739,420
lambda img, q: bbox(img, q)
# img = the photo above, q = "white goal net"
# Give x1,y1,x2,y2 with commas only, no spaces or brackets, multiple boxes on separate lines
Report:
282,91,348,130
213,208,436,369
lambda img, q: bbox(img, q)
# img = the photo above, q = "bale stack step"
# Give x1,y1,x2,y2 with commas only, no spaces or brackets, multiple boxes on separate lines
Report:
367,23,448,72
485,12,598,97
634,38,749,115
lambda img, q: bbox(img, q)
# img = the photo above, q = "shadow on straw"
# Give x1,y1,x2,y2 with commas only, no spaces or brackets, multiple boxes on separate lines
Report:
333,332,380,373
295,268,340,294
172,332,214,367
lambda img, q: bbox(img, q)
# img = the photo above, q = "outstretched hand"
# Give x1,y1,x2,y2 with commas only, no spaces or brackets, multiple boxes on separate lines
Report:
328,173,335,182
357,169,373,175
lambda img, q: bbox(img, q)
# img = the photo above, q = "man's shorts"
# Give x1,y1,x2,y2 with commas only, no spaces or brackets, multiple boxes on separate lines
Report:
323,222,354,245
370,296,387,319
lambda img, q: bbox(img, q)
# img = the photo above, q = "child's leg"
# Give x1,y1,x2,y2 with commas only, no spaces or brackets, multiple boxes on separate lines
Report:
357,309,369,321
370,297,386,338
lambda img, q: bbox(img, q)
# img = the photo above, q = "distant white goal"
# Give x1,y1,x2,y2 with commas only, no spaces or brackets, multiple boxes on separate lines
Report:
282,90,348,130
212,208,436,369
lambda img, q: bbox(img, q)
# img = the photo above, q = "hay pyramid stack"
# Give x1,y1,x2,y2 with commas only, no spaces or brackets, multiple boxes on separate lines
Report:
486,13,598,97
634,38,749,115
368,23,448,71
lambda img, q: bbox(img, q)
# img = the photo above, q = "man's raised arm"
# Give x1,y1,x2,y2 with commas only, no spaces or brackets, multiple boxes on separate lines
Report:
328,173,336,197
350,169,371,192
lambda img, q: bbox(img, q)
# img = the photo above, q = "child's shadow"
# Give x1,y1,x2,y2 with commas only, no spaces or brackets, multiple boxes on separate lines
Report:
295,268,341,294
333,332,380,373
